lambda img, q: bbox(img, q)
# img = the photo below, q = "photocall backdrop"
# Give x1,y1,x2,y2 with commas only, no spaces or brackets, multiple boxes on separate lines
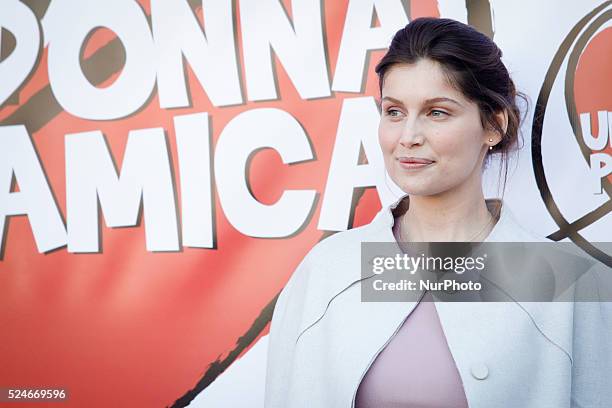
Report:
0,0,610,407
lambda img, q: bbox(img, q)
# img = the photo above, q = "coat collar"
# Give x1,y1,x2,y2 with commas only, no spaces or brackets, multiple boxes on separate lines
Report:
369,193,542,243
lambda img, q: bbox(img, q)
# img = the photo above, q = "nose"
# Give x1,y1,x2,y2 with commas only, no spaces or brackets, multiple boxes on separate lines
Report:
398,116,424,148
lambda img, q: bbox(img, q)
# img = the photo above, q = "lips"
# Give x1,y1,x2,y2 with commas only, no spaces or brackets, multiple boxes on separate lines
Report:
397,156,435,170
398,157,434,164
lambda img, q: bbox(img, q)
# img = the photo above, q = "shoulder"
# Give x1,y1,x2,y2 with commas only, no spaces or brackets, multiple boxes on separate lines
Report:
282,221,383,295
273,214,389,319
294,200,395,274
487,201,551,242
307,221,385,264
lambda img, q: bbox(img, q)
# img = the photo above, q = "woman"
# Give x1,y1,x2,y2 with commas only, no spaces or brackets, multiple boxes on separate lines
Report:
264,17,611,408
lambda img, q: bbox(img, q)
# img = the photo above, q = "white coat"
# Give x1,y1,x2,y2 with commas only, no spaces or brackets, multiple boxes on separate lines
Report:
264,195,612,407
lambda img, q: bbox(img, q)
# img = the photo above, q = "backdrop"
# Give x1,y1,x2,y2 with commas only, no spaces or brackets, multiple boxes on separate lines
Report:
1,0,610,407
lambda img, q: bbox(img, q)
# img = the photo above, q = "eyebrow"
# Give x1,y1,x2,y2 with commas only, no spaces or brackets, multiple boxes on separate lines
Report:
381,96,463,107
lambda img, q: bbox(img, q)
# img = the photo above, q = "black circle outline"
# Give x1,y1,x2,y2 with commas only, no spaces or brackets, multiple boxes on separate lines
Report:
531,1,611,266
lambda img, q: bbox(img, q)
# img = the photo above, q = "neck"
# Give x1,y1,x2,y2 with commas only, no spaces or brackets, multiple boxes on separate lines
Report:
399,181,497,242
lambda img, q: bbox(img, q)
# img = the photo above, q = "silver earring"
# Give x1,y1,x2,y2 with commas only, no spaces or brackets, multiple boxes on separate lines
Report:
488,138,493,150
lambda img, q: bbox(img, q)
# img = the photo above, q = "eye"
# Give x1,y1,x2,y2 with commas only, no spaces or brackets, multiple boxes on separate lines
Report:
385,108,402,117
429,109,449,118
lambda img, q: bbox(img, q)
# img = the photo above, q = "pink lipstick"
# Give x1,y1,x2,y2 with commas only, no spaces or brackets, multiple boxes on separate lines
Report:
398,156,434,170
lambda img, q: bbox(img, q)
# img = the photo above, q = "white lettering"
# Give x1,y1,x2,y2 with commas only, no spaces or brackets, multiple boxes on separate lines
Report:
580,111,610,150
589,153,611,195
47,0,156,120
240,0,330,100
174,113,214,248
0,0,40,105
152,0,242,108
332,0,408,92
319,97,385,230
0,125,67,253
65,129,179,252
215,108,316,237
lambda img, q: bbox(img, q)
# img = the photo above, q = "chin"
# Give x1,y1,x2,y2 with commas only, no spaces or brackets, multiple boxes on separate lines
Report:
394,177,454,197
395,181,438,196
400,187,439,196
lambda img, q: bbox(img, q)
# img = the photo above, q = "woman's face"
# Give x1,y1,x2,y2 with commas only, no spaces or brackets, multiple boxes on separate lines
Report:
379,59,500,196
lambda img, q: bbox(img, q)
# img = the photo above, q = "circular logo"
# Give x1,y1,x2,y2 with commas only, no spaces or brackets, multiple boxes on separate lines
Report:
531,2,611,266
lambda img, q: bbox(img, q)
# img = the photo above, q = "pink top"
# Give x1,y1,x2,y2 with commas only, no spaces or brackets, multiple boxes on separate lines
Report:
354,216,469,408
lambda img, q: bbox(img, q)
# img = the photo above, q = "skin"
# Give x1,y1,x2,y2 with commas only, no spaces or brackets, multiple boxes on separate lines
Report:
378,58,508,242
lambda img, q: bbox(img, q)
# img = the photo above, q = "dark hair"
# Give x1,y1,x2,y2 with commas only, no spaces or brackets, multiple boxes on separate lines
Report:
375,17,529,195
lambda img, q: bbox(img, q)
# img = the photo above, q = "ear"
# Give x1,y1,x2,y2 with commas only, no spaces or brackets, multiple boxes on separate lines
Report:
486,109,509,146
